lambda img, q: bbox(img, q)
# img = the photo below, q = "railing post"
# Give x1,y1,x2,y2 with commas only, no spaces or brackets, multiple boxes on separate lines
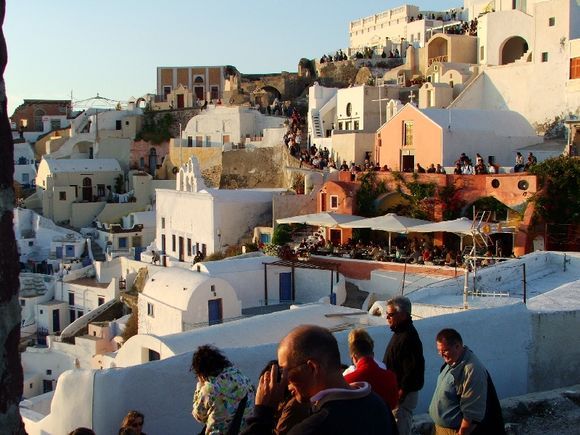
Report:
522,263,527,305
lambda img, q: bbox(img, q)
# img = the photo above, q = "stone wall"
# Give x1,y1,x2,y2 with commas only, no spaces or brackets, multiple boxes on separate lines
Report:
220,146,284,188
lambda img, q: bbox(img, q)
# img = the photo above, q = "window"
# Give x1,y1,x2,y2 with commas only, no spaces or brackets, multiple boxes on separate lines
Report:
163,86,171,98
403,121,414,146
147,302,154,317
196,136,203,147
172,235,176,252
338,122,343,130
205,136,211,147
115,120,122,130
330,195,339,209
211,86,219,100
187,238,192,256
46,369,52,375
68,292,75,306
571,57,580,79
39,309,43,314
50,119,61,130
354,120,360,130
548,17,555,26
541,52,549,62
98,296,105,306
161,217,165,229
211,284,216,293
59,191,67,201
139,157,145,168
118,237,128,248
28,241,33,246
97,184,105,197
187,136,193,147
33,109,45,131
345,121,352,130
20,299,25,307
346,103,352,116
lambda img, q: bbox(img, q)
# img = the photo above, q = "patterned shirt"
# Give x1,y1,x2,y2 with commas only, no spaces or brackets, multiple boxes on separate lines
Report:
192,366,255,434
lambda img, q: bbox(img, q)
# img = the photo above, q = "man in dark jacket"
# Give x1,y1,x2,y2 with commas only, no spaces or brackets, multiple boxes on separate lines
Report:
242,325,398,434
383,296,425,435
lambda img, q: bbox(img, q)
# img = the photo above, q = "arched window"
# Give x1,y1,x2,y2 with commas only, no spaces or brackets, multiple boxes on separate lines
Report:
194,76,204,83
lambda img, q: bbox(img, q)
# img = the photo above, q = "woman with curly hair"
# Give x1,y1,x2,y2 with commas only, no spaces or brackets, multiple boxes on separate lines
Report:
191,345,255,435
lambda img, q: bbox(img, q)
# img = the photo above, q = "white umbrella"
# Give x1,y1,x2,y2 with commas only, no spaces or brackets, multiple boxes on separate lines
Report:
276,212,365,227
341,213,431,251
407,217,477,235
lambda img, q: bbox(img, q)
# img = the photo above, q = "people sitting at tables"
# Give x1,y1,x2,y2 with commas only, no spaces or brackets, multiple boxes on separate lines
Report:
445,250,457,267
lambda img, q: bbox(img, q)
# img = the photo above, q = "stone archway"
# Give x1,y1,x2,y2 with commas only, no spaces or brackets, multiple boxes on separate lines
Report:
500,36,529,65
427,36,448,65
256,85,282,107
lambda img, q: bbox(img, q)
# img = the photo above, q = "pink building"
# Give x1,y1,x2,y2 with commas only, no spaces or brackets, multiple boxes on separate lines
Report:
375,104,538,171
130,140,169,177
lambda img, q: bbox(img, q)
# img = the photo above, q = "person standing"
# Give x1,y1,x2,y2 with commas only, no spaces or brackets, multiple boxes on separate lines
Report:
344,328,398,411
191,345,255,434
429,329,505,435
383,296,425,435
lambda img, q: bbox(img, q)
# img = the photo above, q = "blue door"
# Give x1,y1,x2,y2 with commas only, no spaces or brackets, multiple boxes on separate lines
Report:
279,272,292,303
55,246,63,259
260,233,271,244
208,299,223,325
65,245,75,257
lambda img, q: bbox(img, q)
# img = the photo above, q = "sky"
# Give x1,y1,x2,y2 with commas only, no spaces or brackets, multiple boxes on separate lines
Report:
4,0,461,115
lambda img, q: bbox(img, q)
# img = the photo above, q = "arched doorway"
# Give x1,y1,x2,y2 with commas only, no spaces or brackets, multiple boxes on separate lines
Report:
148,147,157,177
427,36,448,65
500,36,529,65
193,76,205,100
256,86,282,108
82,177,92,201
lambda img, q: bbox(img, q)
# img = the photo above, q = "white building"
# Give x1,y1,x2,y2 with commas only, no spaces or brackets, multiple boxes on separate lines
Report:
154,157,284,261
138,268,241,336
196,254,347,309
92,210,155,261
46,108,142,170
180,105,286,149
348,4,463,54
14,141,37,189
451,0,580,127
14,208,85,269
308,83,391,165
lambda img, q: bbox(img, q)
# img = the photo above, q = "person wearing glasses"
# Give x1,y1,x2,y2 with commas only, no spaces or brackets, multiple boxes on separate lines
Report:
242,325,397,434
429,329,505,435
382,296,425,435
120,410,146,435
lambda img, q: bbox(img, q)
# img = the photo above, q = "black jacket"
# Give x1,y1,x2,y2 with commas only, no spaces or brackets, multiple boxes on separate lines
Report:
242,385,398,435
383,318,425,395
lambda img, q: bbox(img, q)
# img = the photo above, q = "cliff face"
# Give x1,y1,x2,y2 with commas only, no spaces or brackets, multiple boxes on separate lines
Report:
220,146,287,189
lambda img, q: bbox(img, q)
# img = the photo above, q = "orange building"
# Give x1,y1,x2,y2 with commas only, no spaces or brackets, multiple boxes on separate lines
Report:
157,66,228,106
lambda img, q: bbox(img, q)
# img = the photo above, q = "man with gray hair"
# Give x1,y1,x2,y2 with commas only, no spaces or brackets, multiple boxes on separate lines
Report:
383,296,425,435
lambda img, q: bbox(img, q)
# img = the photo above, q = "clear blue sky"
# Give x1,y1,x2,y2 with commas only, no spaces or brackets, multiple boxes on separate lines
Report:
4,0,460,115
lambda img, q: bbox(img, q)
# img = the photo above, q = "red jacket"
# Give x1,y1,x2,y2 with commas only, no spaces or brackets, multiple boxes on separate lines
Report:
344,356,399,411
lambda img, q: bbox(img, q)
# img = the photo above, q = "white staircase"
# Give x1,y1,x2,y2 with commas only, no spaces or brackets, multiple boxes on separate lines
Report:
310,111,324,138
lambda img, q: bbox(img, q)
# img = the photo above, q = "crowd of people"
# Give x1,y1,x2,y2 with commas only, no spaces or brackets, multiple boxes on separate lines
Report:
68,297,506,435
445,18,478,36
295,234,463,267
188,296,505,434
